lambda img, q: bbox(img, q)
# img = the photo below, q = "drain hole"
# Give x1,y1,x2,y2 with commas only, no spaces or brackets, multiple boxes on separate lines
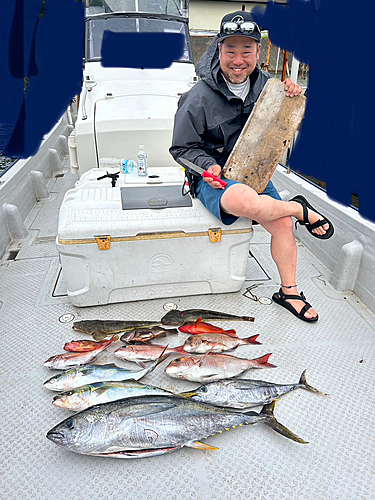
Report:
55,173,65,178
7,249,20,260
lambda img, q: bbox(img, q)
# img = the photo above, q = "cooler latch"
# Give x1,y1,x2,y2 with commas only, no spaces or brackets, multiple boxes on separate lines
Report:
95,235,111,250
208,228,222,243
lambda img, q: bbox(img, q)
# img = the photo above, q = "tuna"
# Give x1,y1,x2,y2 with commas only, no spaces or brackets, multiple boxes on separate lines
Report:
181,370,326,409
46,396,307,458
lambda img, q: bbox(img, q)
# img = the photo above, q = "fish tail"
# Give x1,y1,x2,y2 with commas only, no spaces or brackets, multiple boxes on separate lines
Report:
243,334,261,345
174,345,189,353
299,370,328,395
260,401,308,444
254,353,276,368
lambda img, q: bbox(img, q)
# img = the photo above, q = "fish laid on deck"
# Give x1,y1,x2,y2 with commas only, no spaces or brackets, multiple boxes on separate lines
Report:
165,352,275,383
73,320,162,340
52,381,175,412
178,317,237,334
161,309,255,326
120,326,179,343
43,336,117,370
64,337,119,352
46,396,307,458
182,332,261,353
114,344,188,365
43,351,168,391
181,370,326,409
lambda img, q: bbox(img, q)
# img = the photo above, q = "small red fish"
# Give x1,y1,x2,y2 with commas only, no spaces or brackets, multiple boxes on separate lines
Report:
43,336,118,370
178,317,236,335
64,337,119,352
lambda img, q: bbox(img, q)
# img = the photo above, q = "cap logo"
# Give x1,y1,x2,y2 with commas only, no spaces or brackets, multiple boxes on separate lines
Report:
231,15,245,24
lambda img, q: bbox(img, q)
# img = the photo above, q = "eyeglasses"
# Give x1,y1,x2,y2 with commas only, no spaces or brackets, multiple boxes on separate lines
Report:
222,21,260,36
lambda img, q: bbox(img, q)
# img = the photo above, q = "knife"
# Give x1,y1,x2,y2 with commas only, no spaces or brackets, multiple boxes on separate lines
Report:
180,158,227,188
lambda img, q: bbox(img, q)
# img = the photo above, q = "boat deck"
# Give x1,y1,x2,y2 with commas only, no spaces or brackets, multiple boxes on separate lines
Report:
1,164,375,500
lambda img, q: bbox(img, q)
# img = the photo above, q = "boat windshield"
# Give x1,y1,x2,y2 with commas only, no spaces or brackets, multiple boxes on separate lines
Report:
86,0,183,17
86,16,192,63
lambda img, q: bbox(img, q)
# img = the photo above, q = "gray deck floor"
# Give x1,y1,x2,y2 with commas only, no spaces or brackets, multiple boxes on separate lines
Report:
1,168,375,500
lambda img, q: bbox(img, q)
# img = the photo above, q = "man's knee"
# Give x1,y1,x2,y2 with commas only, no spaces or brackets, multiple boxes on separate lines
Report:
221,184,258,216
275,216,294,232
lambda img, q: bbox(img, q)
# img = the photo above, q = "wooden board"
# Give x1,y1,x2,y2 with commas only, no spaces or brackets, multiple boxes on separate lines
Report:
222,78,306,193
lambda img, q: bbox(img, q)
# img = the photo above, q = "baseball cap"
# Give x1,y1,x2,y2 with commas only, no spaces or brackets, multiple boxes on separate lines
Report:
217,11,261,43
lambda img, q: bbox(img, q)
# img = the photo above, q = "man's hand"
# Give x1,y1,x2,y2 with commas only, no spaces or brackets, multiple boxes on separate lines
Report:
284,78,302,97
203,165,225,189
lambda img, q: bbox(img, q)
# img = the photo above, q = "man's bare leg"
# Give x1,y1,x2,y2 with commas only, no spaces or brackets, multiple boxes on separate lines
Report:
220,184,329,236
259,217,317,319
220,184,321,319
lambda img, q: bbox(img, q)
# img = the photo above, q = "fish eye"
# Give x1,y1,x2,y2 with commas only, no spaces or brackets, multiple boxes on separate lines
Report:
201,386,208,393
66,418,74,430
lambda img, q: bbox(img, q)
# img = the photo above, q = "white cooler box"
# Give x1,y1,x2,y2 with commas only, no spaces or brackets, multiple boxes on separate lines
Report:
56,183,253,307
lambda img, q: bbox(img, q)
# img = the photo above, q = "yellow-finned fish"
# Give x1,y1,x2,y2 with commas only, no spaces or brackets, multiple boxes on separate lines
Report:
46,397,307,458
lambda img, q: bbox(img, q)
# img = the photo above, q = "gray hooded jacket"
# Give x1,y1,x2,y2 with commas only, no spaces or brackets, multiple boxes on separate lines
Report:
169,36,271,191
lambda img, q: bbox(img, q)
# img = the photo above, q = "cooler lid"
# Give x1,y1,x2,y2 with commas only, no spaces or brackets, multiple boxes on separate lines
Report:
121,185,192,210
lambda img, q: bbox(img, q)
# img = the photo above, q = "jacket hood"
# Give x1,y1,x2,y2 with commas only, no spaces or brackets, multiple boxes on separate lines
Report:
195,35,262,95
195,35,222,91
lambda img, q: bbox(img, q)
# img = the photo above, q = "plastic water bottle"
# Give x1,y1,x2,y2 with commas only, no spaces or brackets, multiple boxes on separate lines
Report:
137,145,148,176
119,159,136,174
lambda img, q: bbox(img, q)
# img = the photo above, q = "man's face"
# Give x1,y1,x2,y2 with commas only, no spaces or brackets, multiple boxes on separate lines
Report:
219,36,261,84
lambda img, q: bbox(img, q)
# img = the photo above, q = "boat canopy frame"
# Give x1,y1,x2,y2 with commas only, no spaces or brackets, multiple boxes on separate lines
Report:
85,12,193,63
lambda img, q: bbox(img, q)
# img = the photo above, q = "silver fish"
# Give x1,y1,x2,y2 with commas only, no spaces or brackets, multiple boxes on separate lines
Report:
52,381,174,412
181,370,326,409
165,352,275,383
46,396,307,458
43,351,168,391
43,336,117,370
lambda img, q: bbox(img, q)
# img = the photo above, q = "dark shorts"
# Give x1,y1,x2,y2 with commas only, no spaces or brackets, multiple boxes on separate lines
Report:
195,177,281,225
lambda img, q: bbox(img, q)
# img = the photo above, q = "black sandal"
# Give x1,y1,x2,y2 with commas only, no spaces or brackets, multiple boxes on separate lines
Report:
290,195,334,240
272,288,318,322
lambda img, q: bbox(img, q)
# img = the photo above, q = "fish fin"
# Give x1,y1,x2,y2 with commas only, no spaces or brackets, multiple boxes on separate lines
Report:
186,440,219,451
254,353,276,368
92,386,111,396
243,334,261,345
176,391,199,399
260,402,308,444
196,317,203,325
299,370,328,395
143,347,170,376
93,446,182,458
195,347,216,366
93,332,109,341
221,330,238,338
